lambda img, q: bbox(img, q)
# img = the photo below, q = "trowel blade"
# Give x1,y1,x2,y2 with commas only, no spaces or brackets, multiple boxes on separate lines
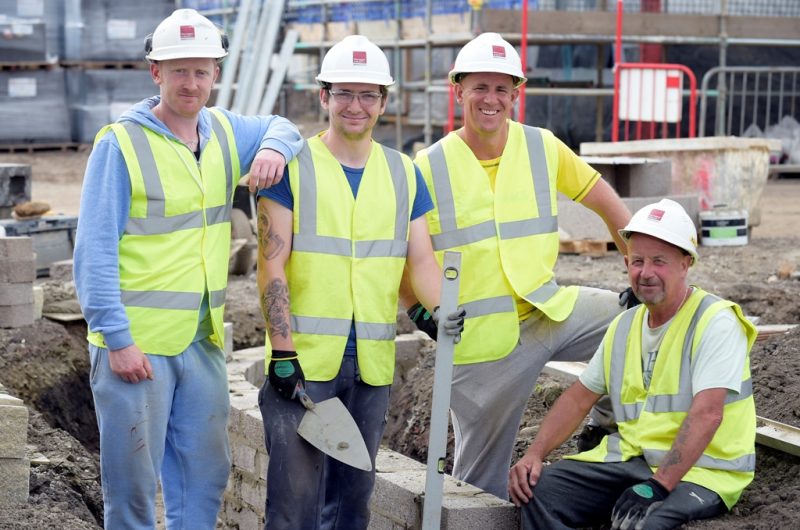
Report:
297,397,373,471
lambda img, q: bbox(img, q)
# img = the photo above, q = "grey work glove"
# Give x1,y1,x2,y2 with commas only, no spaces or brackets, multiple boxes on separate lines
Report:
611,478,669,530
268,349,305,401
618,287,642,309
407,302,466,343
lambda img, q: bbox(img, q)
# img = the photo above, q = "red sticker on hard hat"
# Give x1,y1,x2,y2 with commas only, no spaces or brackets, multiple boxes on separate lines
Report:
353,51,367,65
492,45,506,58
180,25,195,40
648,208,665,221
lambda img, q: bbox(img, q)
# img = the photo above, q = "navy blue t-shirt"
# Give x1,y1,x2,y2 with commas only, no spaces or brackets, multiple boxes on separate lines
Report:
258,162,434,355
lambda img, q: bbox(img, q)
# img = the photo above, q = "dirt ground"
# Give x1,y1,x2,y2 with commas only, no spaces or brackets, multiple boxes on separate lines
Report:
0,150,799,529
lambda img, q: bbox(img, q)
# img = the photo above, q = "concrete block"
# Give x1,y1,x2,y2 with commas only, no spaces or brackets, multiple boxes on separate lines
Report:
224,321,233,362
0,404,28,459
0,282,33,305
583,156,672,198
231,442,257,475
48,259,73,281
0,259,35,283
0,237,33,260
557,194,700,242
239,478,266,511
0,458,30,506
0,302,34,328
32,285,43,320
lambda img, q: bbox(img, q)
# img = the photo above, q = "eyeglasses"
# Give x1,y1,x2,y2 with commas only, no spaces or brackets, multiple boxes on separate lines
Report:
328,89,383,107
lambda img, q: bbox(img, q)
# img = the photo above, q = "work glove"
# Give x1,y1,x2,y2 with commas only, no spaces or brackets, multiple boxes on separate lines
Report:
618,286,642,309
268,349,305,401
406,303,466,344
611,478,669,530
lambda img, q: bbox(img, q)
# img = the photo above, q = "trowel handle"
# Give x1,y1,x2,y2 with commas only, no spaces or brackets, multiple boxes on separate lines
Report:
295,386,315,410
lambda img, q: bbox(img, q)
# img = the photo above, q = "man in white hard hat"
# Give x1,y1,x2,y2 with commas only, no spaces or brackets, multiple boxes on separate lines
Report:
255,34,464,530
509,199,757,530
73,8,302,529
403,32,633,499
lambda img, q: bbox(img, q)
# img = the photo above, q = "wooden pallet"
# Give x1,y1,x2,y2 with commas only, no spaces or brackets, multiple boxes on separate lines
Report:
0,61,59,71
0,142,87,154
756,324,799,341
59,60,148,70
559,239,615,257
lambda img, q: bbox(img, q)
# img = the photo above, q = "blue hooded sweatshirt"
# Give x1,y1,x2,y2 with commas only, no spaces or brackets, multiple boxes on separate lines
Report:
73,96,302,351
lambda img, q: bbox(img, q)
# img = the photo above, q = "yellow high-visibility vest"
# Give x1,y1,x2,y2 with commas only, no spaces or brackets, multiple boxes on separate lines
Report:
415,121,578,365
88,109,239,354
268,135,416,385
569,288,757,508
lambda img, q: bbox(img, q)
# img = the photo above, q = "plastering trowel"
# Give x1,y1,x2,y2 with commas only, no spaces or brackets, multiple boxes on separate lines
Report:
296,389,372,471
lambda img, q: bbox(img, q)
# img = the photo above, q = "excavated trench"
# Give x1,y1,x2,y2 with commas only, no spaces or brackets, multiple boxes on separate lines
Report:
2,268,800,529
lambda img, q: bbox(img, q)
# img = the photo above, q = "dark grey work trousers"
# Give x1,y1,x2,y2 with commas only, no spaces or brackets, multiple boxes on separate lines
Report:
521,457,727,530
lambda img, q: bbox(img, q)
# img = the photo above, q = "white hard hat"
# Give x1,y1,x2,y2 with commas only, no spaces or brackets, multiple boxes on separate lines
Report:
619,199,699,263
145,9,228,62
449,33,527,88
316,35,394,86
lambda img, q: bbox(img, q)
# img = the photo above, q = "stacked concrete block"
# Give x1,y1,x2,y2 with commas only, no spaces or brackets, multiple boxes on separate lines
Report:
0,0,63,62
0,385,30,507
0,164,32,220
0,236,35,328
221,340,519,530
0,69,71,143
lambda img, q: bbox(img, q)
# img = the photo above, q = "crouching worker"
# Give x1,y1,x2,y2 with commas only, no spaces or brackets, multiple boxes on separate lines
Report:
255,35,465,530
508,199,757,530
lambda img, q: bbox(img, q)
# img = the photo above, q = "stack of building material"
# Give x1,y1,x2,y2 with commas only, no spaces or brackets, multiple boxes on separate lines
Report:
0,384,30,507
0,68,70,143
0,0,62,62
0,236,35,328
68,68,155,143
64,0,174,61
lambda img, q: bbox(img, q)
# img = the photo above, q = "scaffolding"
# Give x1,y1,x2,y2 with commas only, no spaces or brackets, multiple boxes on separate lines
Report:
184,0,800,151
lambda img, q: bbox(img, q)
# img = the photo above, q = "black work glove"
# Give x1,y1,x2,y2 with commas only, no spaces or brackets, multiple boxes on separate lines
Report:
611,478,669,530
618,287,642,309
406,303,466,343
268,349,305,401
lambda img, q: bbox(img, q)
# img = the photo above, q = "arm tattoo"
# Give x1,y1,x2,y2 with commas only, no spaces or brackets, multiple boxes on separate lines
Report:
264,279,291,339
258,209,285,261
660,415,692,469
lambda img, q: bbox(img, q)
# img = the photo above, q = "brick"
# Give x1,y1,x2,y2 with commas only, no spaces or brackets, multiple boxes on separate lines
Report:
0,302,34,328
0,458,30,506
0,282,33,305
0,237,33,260
0,259,35,283
48,259,73,281
0,404,28,458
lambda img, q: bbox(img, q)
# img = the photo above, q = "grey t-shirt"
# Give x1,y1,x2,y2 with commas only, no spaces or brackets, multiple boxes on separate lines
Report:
580,305,748,396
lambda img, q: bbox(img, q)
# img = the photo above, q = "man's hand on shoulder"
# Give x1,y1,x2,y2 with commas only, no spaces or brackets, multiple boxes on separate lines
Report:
109,344,154,384
248,148,286,192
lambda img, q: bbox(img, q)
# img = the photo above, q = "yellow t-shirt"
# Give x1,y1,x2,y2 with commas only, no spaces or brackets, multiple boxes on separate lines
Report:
477,138,600,321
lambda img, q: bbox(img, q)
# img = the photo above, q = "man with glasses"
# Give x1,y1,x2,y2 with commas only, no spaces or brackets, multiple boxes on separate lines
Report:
255,34,464,529
403,32,633,500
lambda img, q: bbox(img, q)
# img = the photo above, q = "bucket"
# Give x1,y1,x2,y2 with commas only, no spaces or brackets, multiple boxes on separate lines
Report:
699,209,748,246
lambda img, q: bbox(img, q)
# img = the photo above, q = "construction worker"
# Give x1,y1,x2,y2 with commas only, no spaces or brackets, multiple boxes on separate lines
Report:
509,199,756,529
403,32,633,499
73,9,302,529
255,35,464,530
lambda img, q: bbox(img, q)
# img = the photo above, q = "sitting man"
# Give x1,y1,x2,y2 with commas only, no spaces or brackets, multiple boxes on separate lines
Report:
509,198,757,530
